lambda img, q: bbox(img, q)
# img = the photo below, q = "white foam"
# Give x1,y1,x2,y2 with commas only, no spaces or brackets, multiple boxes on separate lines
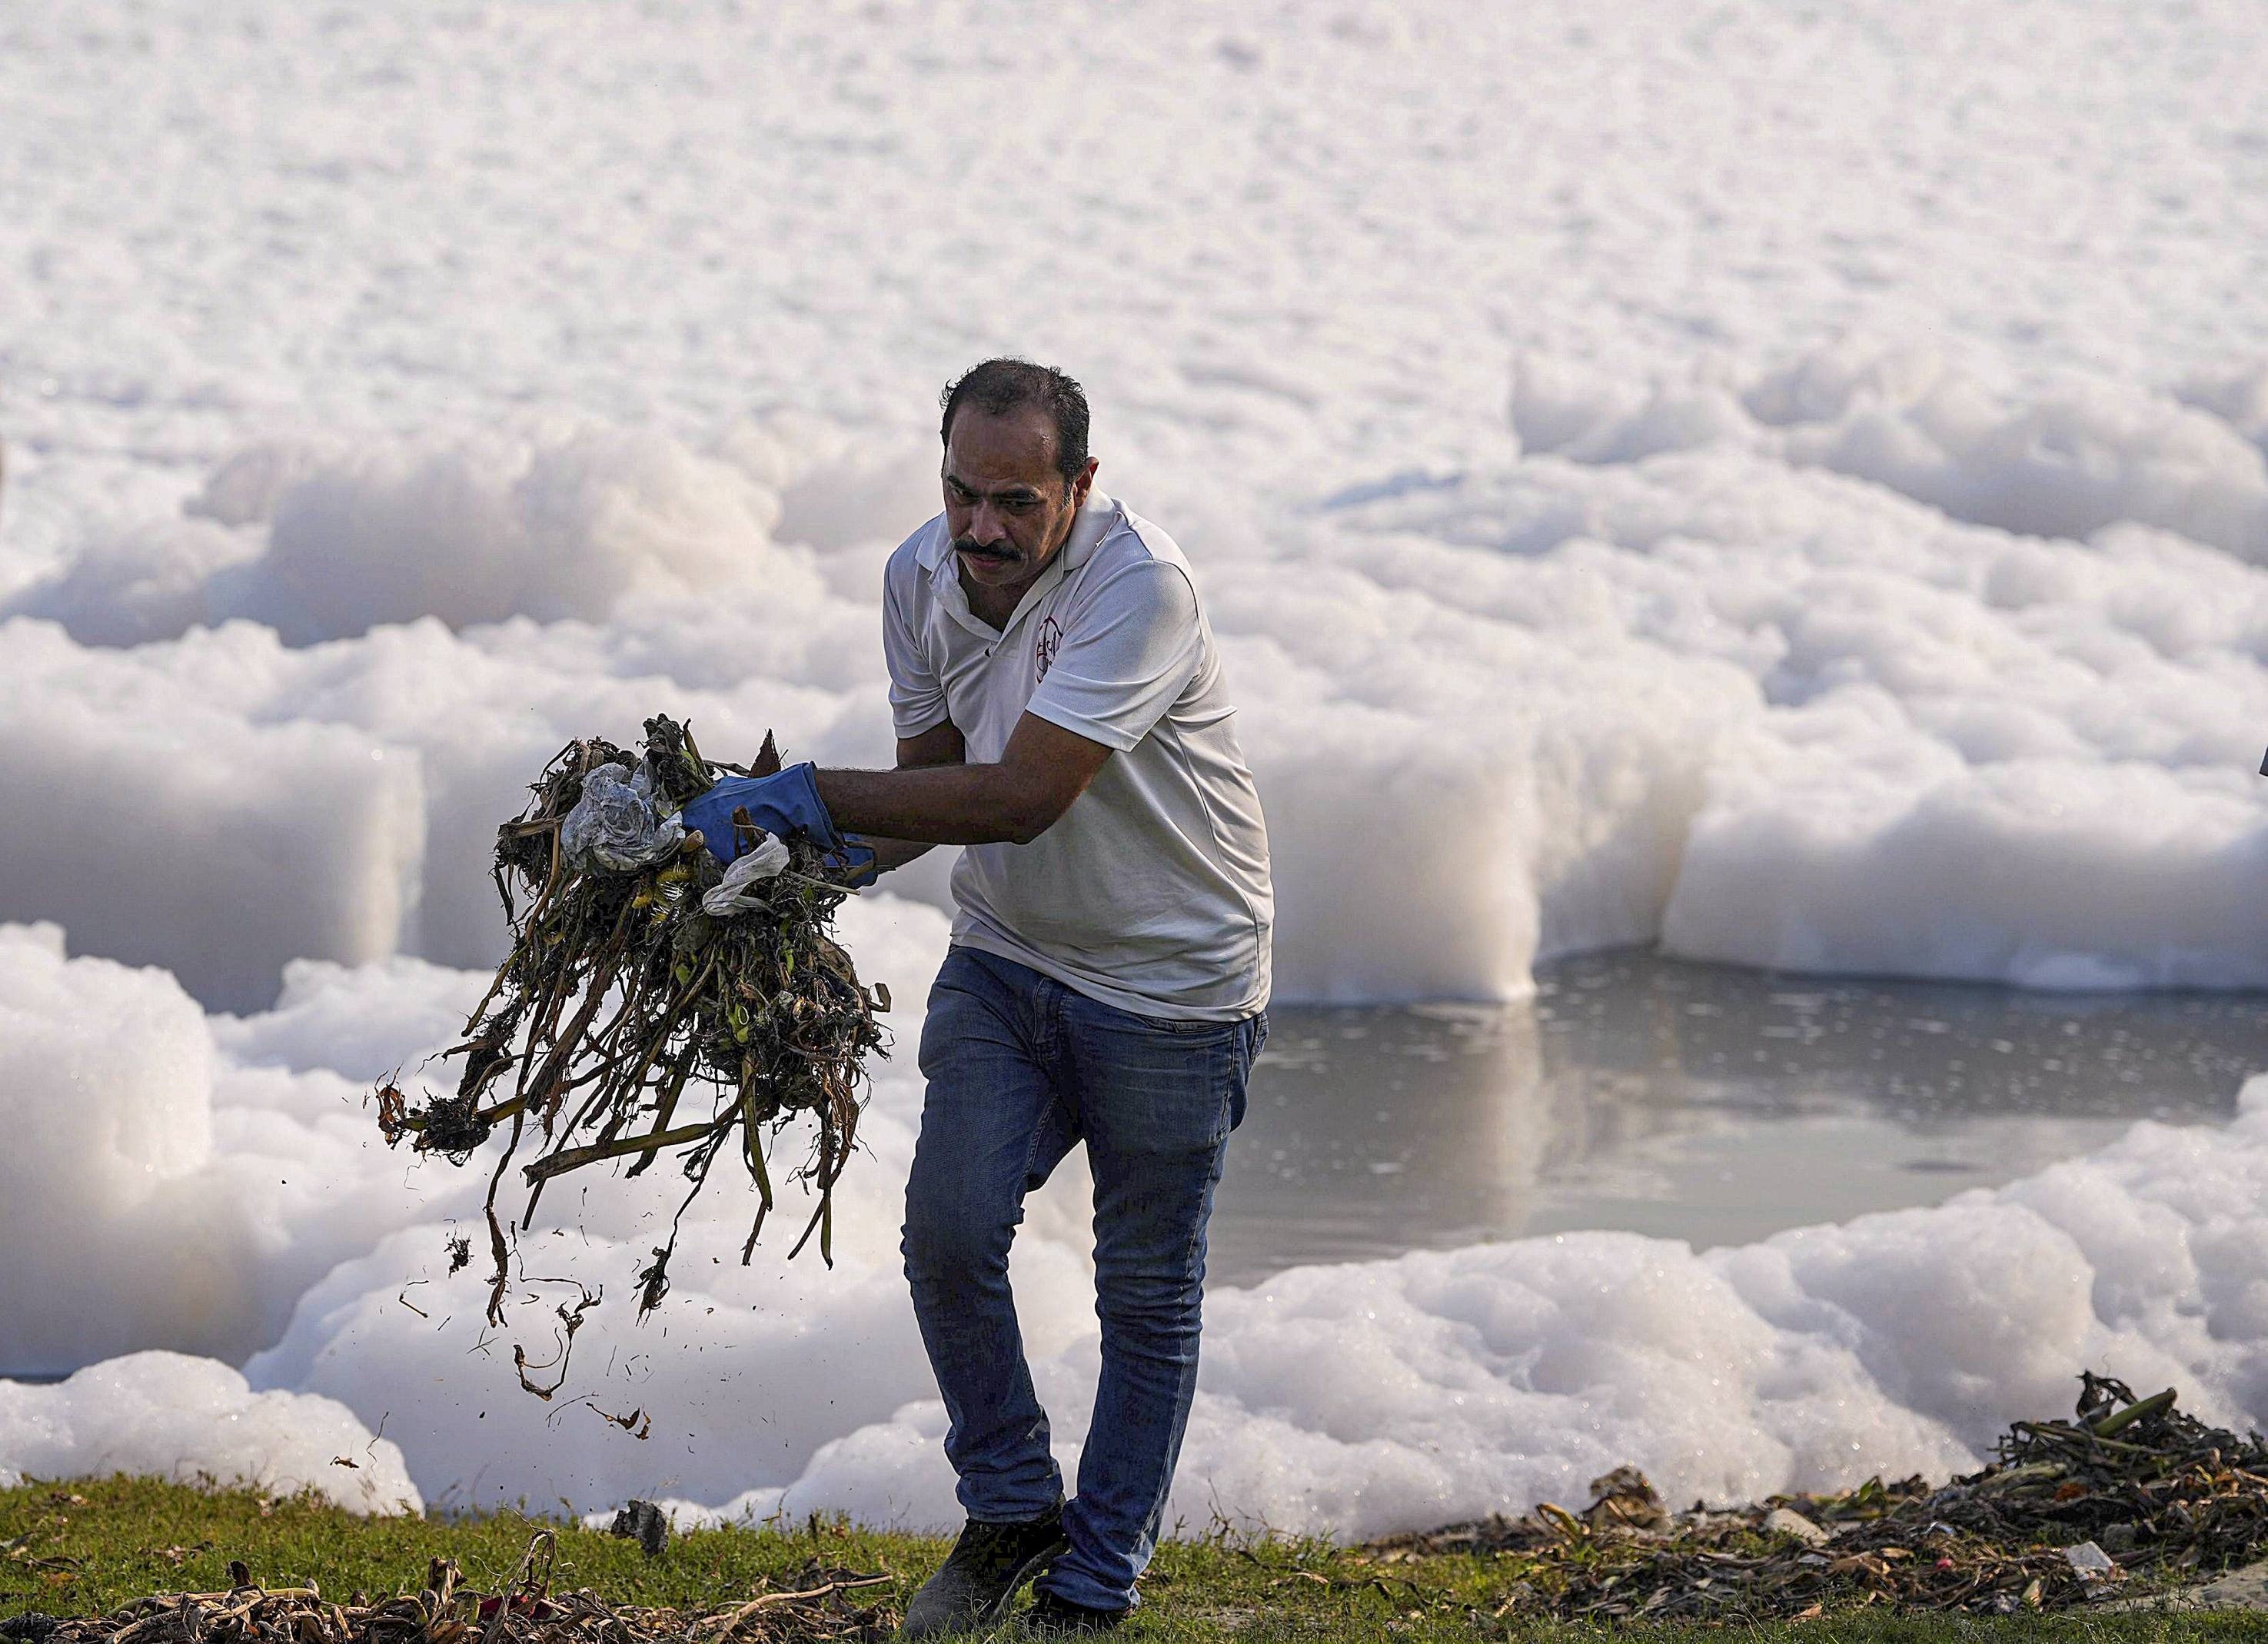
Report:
212,955,488,1083
0,1354,417,1515
1305,357,2268,987
0,927,230,1370
0,624,427,1012
25,333,2268,1007
38,432,798,647
1515,345,2268,564
0,926,484,1373
12,328,2268,1011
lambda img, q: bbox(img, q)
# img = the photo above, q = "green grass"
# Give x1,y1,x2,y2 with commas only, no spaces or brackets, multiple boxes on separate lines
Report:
3,1477,2265,1642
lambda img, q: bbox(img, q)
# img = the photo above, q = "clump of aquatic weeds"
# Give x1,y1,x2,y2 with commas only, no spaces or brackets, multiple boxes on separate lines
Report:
375,716,886,1366
1377,1373,2268,1619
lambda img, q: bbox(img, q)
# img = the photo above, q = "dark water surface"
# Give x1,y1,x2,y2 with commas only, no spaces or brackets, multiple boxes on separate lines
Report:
1206,950,2268,1286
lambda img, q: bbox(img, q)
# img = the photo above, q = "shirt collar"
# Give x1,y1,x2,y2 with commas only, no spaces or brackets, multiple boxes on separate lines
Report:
915,515,953,574
1060,488,1112,570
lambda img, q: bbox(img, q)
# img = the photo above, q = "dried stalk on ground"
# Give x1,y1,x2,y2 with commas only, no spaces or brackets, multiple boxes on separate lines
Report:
5,1536,896,1644
374,716,886,1339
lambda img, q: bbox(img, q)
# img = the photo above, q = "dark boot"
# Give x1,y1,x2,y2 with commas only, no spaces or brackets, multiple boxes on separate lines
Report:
900,1507,1069,1639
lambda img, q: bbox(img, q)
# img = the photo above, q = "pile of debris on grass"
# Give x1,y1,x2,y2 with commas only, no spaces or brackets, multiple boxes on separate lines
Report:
0,1539,898,1644
1379,1374,2268,1619
375,716,886,1365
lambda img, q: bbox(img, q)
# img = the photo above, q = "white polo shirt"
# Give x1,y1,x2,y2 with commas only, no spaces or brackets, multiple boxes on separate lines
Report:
881,490,1273,1021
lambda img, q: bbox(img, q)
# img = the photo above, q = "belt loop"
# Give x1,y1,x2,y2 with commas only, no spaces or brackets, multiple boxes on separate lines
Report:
1042,967,1068,1060
1021,960,1056,1063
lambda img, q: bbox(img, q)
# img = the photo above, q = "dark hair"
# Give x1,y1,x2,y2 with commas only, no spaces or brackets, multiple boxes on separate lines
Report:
939,358,1090,488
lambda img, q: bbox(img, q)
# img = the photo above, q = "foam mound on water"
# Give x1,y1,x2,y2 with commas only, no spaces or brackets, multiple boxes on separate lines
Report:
0,627,427,1013
212,955,488,1083
6,0,2268,1014
232,895,1102,1519
1513,346,2268,564
0,924,484,1374
10,355,2268,1012
1303,348,2268,989
2,431,798,647
0,1353,417,1515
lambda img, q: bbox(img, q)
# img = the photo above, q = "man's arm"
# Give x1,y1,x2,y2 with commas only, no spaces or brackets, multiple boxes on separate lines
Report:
818,712,1113,847
860,719,968,872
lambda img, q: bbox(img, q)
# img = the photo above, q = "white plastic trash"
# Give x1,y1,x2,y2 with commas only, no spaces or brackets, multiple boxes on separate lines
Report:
1763,1507,1831,1547
701,834,791,915
2063,1542,2117,1578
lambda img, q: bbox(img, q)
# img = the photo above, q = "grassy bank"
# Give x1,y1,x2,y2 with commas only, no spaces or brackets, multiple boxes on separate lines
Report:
1,1477,2260,1642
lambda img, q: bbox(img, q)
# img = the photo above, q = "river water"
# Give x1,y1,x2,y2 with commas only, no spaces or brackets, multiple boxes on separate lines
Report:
1207,950,2268,1286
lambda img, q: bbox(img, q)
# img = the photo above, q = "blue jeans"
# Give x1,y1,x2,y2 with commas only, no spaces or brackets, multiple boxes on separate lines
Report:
902,946,1264,1612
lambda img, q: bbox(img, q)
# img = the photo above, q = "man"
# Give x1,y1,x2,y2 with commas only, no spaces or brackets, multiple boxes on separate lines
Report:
682,359,1273,1635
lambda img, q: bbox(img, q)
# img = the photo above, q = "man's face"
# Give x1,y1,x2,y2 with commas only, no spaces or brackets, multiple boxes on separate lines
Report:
941,404,1096,603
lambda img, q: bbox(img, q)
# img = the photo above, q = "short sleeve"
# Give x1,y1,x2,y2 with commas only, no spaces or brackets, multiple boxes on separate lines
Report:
1025,560,1203,752
882,553,950,739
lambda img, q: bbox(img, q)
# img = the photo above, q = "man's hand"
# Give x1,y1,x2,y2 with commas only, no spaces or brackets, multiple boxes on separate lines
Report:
679,764,843,860
678,764,876,886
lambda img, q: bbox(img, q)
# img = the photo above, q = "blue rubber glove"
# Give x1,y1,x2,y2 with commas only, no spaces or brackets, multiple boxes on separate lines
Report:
680,764,877,887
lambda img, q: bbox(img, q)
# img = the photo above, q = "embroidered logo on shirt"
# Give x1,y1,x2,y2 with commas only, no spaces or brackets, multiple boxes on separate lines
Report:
1035,615,1063,684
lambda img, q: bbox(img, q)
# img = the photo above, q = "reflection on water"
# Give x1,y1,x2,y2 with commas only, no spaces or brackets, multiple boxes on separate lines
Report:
1207,950,2268,1285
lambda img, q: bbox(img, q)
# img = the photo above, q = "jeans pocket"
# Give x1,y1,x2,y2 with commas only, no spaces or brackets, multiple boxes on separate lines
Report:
1136,1013,1235,1037
1124,1004,1264,1039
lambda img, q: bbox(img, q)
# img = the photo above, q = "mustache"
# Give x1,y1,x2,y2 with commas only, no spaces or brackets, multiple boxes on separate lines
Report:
953,537,1022,562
